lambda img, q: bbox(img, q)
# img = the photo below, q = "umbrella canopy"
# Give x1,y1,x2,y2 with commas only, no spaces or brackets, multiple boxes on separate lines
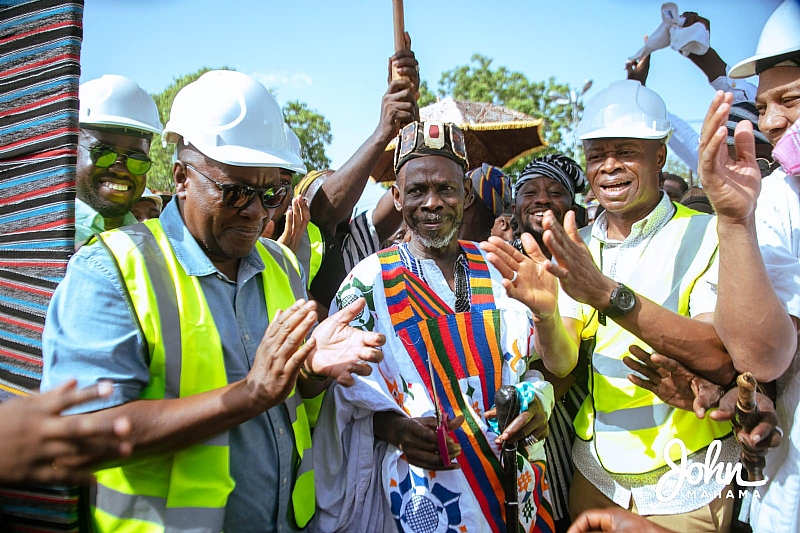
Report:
371,97,547,182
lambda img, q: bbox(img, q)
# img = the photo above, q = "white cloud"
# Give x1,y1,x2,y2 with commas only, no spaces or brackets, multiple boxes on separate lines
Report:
251,71,313,91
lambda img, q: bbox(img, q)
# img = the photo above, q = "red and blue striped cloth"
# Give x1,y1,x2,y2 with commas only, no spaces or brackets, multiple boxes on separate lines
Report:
1,0,83,530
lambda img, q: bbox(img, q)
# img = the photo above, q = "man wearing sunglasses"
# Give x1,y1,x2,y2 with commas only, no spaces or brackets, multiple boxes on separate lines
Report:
43,70,386,533
76,74,163,249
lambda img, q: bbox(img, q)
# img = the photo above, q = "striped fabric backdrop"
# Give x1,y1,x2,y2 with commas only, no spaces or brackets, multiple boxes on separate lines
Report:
0,0,83,530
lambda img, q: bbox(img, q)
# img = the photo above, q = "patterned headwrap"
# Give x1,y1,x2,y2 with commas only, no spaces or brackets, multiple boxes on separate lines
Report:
466,164,511,218
755,51,800,75
514,154,587,200
727,102,771,146
394,120,469,175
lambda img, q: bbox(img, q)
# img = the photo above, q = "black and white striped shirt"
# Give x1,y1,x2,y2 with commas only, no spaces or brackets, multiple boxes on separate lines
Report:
341,209,381,273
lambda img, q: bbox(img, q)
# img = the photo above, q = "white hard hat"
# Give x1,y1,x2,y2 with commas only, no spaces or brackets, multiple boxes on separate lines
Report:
730,0,800,79
162,70,304,170
79,75,162,135
140,187,163,210
577,80,672,141
283,123,307,174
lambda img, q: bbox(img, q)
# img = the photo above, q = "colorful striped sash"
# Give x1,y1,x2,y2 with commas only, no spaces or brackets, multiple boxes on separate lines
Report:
378,242,507,533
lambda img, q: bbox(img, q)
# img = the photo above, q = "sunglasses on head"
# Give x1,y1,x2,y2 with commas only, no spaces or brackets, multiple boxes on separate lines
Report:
184,163,289,210
80,144,152,175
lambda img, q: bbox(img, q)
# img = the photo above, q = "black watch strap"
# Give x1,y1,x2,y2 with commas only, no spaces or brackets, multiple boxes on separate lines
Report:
599,283,636,325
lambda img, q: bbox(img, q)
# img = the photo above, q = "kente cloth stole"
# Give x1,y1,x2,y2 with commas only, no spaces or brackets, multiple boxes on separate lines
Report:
378,242,508,533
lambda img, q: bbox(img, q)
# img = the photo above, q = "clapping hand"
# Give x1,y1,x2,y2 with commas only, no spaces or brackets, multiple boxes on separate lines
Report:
480,233,558,321
307,298,386,386
276,196,311,253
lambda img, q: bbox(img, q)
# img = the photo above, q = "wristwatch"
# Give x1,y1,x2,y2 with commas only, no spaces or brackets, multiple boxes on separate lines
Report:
599,283,636,325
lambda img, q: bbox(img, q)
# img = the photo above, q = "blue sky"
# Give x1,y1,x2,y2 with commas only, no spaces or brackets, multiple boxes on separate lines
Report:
82,0,781,168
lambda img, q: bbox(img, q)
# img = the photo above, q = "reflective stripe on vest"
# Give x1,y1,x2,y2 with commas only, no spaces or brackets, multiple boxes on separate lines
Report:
295,221,324,287
573,204,732,474
262,240,319,526
92,221,315,531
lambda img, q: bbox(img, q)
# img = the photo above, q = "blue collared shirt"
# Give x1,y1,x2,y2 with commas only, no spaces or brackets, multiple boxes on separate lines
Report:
74,198,138,249
43,199,302,533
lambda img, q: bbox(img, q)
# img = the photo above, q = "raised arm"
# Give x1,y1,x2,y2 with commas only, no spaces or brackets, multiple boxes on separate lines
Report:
541,211,735,384
309,45,419,236
698,91,797,381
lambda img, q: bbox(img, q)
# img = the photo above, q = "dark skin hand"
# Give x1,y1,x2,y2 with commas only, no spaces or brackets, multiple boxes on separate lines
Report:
481,233,577,378
276,196,311,254
387,32,421,101
682,12,727,82
481,233,559,323
698,90,797,382
76,300,382,462
309,33,418,238
0,380,132,486
484,395,548,445
709,387,782,452
302,297,386,395
374,411,464,470
624,345,724,418
540,211,619,308
540,210,735,384
568,508,674,533
627,347,784,454
625,52,651,86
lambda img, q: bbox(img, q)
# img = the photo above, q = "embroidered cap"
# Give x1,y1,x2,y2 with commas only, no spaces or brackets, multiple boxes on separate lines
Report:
393,121,469,175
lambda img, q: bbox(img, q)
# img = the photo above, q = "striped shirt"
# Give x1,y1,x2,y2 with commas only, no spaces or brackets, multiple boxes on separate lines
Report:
341,208,381,273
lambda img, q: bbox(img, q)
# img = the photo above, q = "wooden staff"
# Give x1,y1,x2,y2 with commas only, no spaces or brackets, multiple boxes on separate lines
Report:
496,385,520,533
391,0,411,82
734,372,766,482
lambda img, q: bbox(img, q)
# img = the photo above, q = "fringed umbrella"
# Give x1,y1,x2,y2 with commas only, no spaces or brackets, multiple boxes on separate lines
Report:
371,97,547,182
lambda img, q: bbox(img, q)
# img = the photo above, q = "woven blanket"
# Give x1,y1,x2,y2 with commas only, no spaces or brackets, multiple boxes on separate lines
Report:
0,0,83,530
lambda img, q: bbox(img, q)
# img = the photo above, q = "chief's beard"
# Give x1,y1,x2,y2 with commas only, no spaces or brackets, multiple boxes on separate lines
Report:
415,224,459,249
412,212,462,249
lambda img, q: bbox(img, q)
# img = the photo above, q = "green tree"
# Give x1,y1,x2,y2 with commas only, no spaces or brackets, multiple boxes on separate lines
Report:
663,154,695,187
429,54,576,178
418,80,437,107
282,100,332,171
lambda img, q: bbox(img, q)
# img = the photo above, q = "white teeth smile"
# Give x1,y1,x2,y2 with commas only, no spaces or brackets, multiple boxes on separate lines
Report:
602,182,631,191
102,182,130,192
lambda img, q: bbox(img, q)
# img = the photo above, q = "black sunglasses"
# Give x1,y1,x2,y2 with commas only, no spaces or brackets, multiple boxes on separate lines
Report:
80,144,152,175
184,163,289,210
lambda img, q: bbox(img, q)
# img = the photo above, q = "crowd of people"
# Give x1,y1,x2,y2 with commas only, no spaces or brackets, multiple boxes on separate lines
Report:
2,1,800,533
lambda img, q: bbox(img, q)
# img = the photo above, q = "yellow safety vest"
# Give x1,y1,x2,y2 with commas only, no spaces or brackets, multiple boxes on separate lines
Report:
573,204,732,474
92,220,318,532
295,222,324,288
